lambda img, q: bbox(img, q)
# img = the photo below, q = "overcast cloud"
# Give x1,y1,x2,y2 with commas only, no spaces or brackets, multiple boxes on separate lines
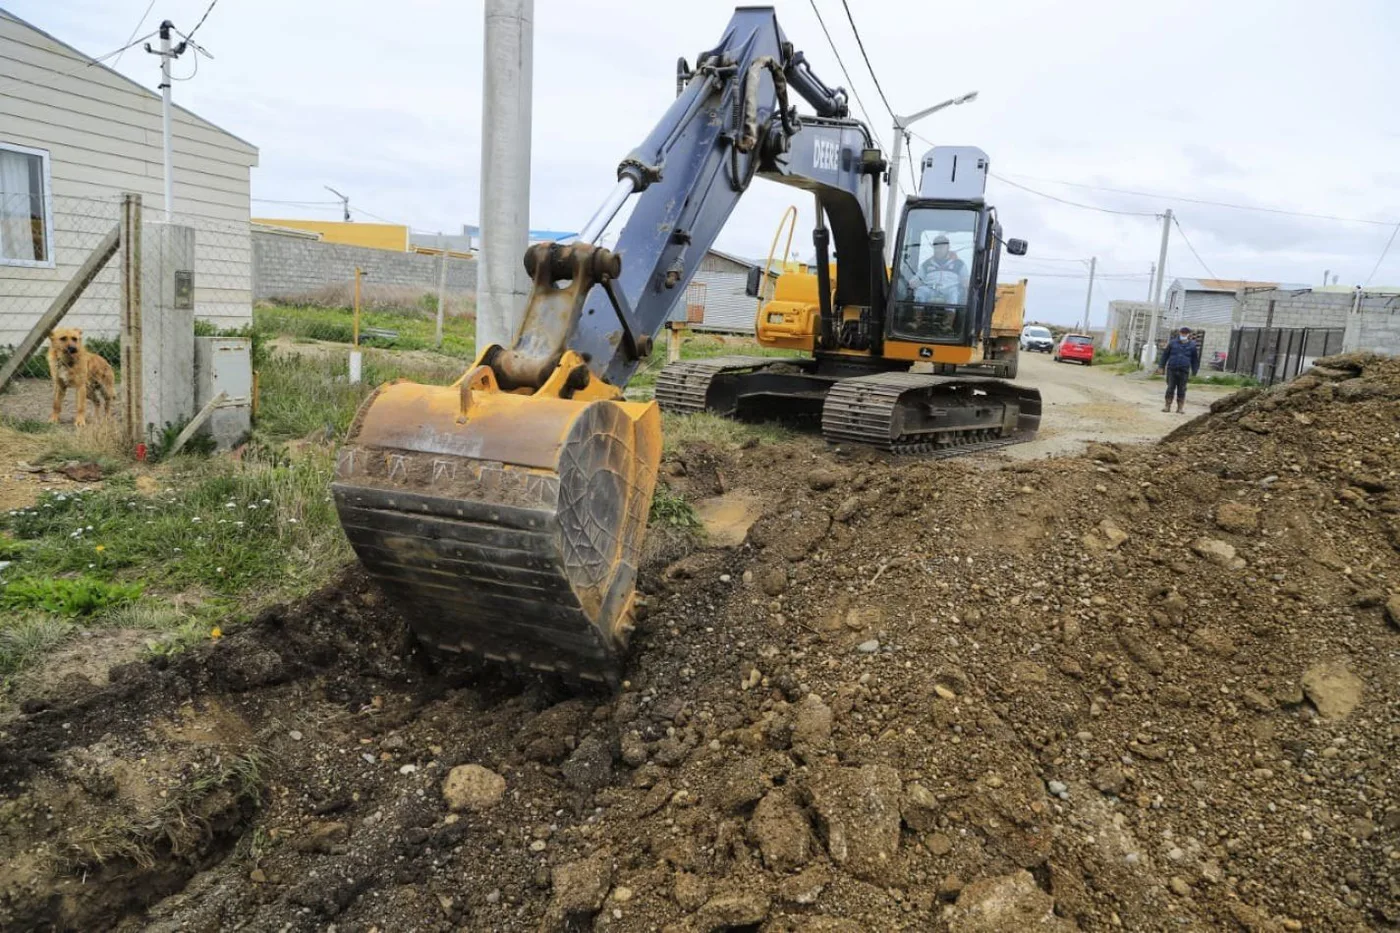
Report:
17,0,1400,326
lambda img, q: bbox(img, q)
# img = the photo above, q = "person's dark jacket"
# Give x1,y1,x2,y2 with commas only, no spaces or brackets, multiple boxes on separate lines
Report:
1158,335,1201,374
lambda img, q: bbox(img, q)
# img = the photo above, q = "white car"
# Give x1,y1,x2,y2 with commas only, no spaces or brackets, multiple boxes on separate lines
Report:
1020,325,1054,353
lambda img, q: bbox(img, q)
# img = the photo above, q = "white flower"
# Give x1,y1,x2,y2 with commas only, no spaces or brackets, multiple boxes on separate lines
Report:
288,518,298,524
216,567,224,573
86,525,93,531
260,498,271,505
191,516,201,523
247,504,258,511
225,502,237,509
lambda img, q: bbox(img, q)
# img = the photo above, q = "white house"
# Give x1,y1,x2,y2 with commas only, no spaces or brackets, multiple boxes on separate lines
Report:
0,10,258,348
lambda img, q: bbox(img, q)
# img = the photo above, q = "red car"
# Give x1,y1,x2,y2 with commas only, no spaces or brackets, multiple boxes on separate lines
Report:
1054,333,1095,365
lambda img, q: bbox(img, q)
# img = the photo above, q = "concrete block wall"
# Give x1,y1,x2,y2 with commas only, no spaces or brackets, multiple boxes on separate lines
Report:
1344,298,1400,356
252,229,477,300
1236,290,1352,331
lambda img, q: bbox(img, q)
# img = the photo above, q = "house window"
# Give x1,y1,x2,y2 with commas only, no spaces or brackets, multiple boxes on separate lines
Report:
0,143,53,267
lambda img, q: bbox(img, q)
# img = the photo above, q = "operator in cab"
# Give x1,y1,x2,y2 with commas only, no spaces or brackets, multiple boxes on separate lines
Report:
914,234,969,305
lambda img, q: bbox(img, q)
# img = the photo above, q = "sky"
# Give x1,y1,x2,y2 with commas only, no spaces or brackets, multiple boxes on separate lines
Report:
14,0,1400,327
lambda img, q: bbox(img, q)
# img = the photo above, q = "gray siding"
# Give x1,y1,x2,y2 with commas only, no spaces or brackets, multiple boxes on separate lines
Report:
692,270,755,333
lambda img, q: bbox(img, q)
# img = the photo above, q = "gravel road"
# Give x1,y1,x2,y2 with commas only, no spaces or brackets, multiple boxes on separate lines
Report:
1003,352,1235,459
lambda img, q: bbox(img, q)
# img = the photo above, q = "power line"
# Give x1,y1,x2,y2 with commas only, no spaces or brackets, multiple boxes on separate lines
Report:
805,0,885,152
989,173,1160,218
1000,170,1395,228
1170,215,1217,279
351,206,399,224
112,0,158,68
183,0,220,42
1364,223,1400,286
837,0,896,121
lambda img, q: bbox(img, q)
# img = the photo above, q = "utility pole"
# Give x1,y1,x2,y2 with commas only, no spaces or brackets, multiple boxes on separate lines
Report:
325,186,351,222
1081,256,1096,334
1143,209,1172,367
145,22,185,220
882,91,978,264
477,0,535,352
1323,268,1330,287
1145,263,1155,300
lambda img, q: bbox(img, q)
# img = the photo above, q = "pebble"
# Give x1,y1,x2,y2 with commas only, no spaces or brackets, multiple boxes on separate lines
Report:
398,764,417,775
1169,877,1191,897
529,839,547,852
856,639,880,653
1047,780,1068,797
288,730,303,741
612,886,634,903
720,574,731,583
486,890,501,904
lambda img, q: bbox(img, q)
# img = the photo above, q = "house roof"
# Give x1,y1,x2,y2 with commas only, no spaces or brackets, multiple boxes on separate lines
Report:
0,9,258,153
1170,277,1292,293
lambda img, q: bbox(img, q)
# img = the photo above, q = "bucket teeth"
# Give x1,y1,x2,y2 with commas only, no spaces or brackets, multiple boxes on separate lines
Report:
333,382,659,684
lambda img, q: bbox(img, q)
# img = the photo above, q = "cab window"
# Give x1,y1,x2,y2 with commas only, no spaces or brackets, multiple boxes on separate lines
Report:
891,207,978,342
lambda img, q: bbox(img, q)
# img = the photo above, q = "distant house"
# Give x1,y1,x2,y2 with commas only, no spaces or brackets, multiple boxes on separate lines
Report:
252,218,409,252
1163,278,1308,358
687,249,768,334
0,11,259,346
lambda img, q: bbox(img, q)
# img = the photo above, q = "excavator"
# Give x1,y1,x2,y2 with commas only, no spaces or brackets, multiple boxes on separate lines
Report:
331,7,1040,684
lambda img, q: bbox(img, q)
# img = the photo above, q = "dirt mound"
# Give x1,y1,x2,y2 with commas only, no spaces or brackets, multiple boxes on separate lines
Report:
2,357,1398,931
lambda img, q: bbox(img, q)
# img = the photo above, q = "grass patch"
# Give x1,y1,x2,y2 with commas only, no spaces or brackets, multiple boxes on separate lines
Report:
0,414,55,434
0,576,141,616
254,302,477,359
1092,351,1133,367
660,410,792,454
0,615,75,677
650,484,702,531
255,349,464,442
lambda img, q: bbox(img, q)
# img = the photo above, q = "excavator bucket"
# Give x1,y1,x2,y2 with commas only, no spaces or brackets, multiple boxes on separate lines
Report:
331,360,660,683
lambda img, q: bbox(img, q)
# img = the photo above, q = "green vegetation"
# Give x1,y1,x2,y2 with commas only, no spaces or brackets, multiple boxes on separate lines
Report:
1092,350,1133,367
660,410,792,454
0,448,348,678
255,348,464,441
254,303,477,358
649,484,702,531
0,576,142,616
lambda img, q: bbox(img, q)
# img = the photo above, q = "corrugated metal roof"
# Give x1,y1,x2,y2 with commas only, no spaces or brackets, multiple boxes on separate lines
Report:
1170,277,1284,293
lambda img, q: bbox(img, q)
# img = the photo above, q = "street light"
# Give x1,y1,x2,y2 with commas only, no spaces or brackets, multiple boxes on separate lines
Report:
883,91,979,264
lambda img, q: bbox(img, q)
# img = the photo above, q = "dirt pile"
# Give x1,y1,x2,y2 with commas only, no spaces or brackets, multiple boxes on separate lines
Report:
1,354,1397,931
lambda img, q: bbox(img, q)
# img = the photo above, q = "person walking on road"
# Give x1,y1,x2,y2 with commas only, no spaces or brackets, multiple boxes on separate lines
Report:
1158,326,1201,413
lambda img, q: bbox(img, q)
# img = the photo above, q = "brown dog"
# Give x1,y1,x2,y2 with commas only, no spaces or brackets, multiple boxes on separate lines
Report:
48,327,115,426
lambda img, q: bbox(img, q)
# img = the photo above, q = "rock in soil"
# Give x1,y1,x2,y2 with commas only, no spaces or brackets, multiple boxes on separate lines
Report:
442,763,506,812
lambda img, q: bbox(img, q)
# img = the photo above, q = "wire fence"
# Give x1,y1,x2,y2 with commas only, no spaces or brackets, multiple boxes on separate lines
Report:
1,194,256,377
1,194,122,356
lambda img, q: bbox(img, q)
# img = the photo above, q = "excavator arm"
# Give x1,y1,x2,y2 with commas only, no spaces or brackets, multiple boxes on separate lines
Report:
502,6,883,391
332,7,875,682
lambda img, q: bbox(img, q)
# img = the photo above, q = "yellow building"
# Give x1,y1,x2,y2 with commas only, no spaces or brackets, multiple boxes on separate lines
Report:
251,218,409,251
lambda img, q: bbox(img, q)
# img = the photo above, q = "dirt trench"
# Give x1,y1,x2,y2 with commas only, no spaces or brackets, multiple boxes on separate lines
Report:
2,353,1399,932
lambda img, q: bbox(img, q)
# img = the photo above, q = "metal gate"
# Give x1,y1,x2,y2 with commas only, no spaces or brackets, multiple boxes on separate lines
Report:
1226,327,1345,385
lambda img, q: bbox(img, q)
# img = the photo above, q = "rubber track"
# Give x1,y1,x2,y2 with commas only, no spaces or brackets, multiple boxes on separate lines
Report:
653,356,785,413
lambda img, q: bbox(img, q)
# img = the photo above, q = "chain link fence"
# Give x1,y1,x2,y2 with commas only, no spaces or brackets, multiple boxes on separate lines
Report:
1,194,122,373
2,195,256,379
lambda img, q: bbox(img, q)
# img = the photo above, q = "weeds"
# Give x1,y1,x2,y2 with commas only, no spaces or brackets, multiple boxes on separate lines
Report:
0,576,142,616
660,411,792,454
650,484,702,530
255,349,463,441
254,302,477,358
65,748,268,870
0,615,74,677
0,415,54,434
1092,351,1133,367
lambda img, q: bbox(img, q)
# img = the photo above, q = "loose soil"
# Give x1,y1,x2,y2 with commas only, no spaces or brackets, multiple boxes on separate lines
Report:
1,353,1398,932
